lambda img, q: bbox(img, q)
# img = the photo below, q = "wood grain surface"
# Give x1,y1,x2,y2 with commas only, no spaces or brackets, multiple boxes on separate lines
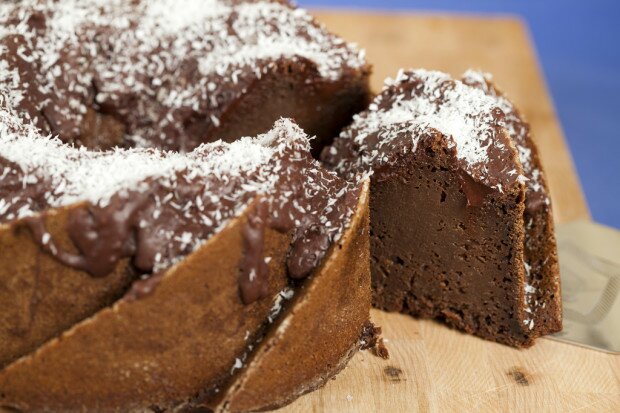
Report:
277,11,619,412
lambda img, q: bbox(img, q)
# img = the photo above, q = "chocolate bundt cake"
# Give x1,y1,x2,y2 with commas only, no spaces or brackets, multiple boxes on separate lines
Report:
0,114,371,411
0,0,370,154
1,0,564,408
322,69,562,347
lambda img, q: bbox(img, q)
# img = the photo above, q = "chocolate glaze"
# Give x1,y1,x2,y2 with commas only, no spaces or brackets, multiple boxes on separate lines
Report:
12,171,238,283
0,157,51,220
3,124,359,305
461,73,549,214
233,133,362,303
0,0,365,153
239,182,354,304
321,70,521,193
67,192,151,276
23,217,96,274
0,0,367,305
238,154,361,303
457,170,495,208
21,187,165,278
239,203,270,304
287,222,332,279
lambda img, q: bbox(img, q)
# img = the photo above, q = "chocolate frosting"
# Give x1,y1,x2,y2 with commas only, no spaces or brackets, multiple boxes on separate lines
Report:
0,0,365,152
2,120,359,305
322,69,526,197
461,70,550,213
239,203,270,304
0,0,366,304
457,170,495,208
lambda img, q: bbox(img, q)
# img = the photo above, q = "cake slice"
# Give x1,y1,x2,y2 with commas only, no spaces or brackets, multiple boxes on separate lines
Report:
0,0,371,155
0,117,371,411
210,184,369,412
322,69,561,347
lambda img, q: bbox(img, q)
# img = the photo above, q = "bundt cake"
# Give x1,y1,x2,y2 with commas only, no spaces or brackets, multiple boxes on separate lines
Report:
322,69,562,347
0,0,370,154
1,0,564,408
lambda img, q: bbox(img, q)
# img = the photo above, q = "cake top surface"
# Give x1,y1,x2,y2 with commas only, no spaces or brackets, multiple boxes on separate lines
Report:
1,116,358,284
0,0,366,149
0,0,363,79
0,108,280,219
461,70,549,209
0,0,364,299
323,69,536,193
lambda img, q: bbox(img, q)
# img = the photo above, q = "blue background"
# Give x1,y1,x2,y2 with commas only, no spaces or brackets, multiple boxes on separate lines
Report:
300,0,620,229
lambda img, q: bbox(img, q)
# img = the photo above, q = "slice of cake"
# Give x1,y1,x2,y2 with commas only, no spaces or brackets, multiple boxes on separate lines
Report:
322,69,561,347
0,0,371,154
0,117,371,411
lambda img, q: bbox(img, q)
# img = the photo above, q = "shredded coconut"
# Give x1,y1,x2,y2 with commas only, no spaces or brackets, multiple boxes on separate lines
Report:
462,70,548,202
0,0,365,149
0,112,299,218
327,69,516,190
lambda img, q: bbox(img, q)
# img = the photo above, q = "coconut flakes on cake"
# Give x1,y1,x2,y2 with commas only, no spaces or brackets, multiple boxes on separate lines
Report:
461,70,548,204
0,103,272,220
0,0,366,148
330,69,514,190
0,115,301,221
1,115,356,273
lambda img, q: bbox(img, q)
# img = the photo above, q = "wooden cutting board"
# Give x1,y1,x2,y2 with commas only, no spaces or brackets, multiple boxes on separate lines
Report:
277,11,620,412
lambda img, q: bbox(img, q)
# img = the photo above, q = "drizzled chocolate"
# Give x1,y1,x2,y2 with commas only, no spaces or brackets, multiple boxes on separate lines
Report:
0,0,367,304
237,147,361,304
0,119,358,303
238,203,271,305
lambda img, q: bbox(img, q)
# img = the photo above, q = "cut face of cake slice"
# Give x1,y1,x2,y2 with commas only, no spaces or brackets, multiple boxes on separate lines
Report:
0,0,371,155
0,116,371,411
322,69,561,347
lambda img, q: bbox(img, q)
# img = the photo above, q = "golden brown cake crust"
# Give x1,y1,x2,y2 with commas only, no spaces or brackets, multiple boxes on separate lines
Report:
0,184,371,412
0,205,134,369
212,182,371,413
0,201,291,412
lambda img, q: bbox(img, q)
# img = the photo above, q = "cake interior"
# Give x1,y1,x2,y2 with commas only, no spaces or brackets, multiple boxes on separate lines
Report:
321,69,562,347
370,136,531,346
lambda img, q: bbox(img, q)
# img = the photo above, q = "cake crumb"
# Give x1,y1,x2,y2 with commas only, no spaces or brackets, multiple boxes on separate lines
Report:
359,320,390,359
346,394,353,402
359,320,381,350
375,339,390,360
